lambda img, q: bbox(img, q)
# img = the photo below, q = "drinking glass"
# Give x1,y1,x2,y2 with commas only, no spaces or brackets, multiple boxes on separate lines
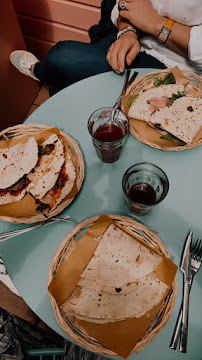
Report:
88,107,129,163
122,162,169,216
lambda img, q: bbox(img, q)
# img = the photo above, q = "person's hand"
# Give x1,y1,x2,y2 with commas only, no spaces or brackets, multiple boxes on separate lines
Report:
118,0,164,36
106,32,140,74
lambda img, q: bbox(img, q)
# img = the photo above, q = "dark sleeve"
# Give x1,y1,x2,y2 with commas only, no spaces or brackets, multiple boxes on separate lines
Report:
89,0,117,43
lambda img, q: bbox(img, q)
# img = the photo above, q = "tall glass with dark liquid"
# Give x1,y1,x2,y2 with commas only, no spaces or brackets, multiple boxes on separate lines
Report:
88,107,129,163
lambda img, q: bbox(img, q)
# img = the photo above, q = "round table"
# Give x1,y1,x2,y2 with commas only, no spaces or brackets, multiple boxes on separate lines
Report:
0,69,202,360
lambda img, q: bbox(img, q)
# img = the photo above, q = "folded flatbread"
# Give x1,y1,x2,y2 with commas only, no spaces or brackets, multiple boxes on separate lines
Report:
0,185,27,205
78,274,149,295
0,131,77,212
40,152,76,210
0,137,38,189
81,224,162,288
62,273,168,323
128,84,185,121
27,134,65,200
0,137,38,205
149,96,202,144
61,224,167,323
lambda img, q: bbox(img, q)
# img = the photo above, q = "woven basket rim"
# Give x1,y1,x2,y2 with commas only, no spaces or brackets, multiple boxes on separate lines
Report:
123,68,202,152
48,214,177,358
0,123,85,224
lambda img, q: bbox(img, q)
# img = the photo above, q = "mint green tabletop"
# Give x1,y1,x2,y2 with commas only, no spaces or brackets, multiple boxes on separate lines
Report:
0,69,202,359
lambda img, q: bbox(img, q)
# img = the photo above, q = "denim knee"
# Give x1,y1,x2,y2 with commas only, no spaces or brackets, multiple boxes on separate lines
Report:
45,41,71,72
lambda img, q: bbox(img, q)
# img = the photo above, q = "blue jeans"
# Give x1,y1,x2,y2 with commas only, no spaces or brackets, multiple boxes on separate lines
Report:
34,33,166,96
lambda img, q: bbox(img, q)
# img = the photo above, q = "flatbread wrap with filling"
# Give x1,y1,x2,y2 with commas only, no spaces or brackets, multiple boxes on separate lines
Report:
0,137,38,205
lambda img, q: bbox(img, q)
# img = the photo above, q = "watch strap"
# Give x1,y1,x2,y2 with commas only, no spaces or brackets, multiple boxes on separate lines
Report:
117,26,139,40
158,18,174,44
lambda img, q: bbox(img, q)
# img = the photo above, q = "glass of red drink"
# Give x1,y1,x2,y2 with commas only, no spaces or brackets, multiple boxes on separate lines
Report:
88,107,129,163
122,162,169,216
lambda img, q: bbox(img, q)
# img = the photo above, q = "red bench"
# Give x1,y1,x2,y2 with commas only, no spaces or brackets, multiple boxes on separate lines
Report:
13,0,101,59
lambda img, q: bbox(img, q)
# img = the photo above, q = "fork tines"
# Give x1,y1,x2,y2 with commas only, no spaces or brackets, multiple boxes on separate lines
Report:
127,71,139,88
169,234,202,351
191,239,202,259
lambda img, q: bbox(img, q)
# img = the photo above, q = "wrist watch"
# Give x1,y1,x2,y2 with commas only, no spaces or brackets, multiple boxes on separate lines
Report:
117,25,139,40
158,18,174,44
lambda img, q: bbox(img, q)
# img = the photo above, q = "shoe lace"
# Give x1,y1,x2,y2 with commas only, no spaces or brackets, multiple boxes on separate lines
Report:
19,55,32,71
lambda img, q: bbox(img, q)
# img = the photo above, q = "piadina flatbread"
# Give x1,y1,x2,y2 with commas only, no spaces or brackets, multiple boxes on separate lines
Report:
149,96,202,144
62,273,167,323
128,84,185,121
40,152,76,211
80,224,161,288
78,274,149,295
0,136,38,189
0,137,38,205
0,133,77,211
61,224,168,323
0,185,27,206
27,134,65,199
27,133,77,212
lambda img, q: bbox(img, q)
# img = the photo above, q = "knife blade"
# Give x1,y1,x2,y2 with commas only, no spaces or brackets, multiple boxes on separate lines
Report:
179,230,193,353
180,230,192,282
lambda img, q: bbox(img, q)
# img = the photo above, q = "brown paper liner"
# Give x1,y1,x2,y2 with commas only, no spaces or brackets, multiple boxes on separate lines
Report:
122,66,202,151
49,215,114,305
0,124,84,223
48,214,177,358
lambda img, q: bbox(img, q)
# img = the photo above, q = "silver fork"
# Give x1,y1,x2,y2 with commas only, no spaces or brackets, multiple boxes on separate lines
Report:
0,214,77,243
169,239,202,350
113,69,131,109
113,70,138,109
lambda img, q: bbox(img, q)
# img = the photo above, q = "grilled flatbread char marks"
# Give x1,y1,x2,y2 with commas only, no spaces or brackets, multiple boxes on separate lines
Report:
128,84,185,121
0,137,38,189
81,224,162,288
149,96,202,144
61,224,168,323
63,273,168,323
41,152,76,211
27,134,65,200
0,137,38,205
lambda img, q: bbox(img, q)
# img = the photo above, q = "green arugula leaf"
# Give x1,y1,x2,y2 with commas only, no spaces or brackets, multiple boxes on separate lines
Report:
38,146,46,156
167,91,187,107
160,133,186,146
153,72,176,87
154,124,164,131
127,94,139,107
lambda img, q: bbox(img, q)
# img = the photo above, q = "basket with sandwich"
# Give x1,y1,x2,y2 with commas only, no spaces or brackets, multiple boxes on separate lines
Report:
0,124,84,223
122,66,202,151
48,214,177,359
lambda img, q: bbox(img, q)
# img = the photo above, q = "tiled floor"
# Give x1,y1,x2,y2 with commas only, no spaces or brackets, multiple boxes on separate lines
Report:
0,84,51,326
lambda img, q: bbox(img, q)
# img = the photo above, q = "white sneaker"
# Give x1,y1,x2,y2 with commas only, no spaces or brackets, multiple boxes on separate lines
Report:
10,50,39,81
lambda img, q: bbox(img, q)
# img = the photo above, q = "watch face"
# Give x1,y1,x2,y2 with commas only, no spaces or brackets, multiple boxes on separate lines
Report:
158,26,171,42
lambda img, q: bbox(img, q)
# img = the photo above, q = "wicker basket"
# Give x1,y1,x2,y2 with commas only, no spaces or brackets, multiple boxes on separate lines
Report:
0,124,85,224
122,68,202,151
48,214,177,358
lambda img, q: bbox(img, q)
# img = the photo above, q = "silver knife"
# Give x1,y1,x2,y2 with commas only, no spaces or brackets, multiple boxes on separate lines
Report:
179,230,193,353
